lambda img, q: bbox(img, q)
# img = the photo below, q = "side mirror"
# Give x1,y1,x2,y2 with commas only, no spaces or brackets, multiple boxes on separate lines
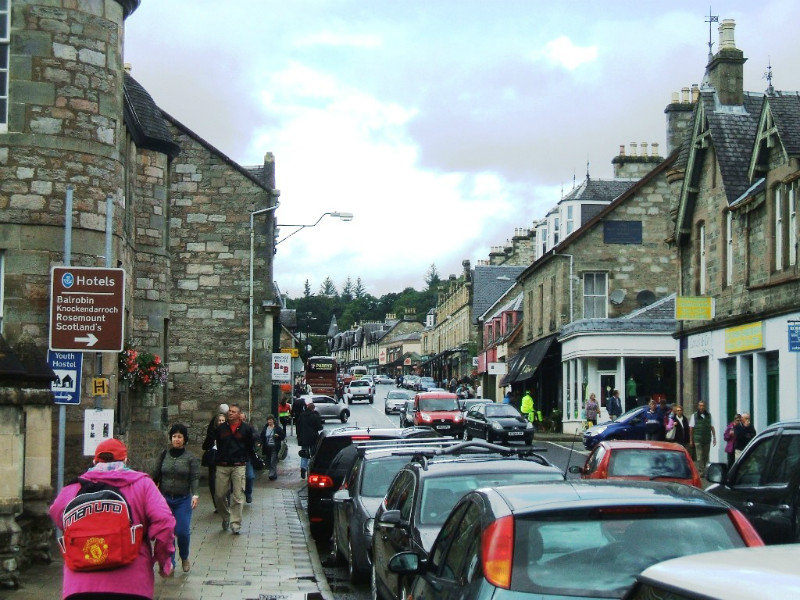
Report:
377,509,403,529
568,465,583,474
706,462,728,484
388,551,425,575
333,489,351,503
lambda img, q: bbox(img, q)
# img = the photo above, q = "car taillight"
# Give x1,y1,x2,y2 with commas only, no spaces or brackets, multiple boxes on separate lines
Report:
351,435,372,440
728,509,764,546
307,474,334,488
481,515,514,589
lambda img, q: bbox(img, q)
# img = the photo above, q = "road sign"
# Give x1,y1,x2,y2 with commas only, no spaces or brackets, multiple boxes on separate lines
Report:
272,353,291,382
49,266,125,352
789,321,800,352
48,350,83,405
92,377,110,397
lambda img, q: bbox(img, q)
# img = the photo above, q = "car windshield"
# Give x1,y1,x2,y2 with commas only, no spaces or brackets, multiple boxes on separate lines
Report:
608,449,692,479
419,471,562,525
362,457,410,498
485,405,520,418
419,397,459,411
510,512,745,597
387,391,409,399
615,407,643,423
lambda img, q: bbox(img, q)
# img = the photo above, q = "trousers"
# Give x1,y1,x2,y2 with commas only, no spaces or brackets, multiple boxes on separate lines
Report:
214,465,246,528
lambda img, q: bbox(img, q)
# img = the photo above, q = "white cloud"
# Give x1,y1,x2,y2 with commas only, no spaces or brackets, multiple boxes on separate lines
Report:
293,31,383,49
537,36,599,71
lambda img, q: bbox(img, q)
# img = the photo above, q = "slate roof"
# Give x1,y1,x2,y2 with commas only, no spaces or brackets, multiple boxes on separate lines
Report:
123,73,180,158
485,291,523,321
472,265,526,324
558,178,636,205
622,293,676,320
327,315,338,338
701,90,764,205
767,92,800,157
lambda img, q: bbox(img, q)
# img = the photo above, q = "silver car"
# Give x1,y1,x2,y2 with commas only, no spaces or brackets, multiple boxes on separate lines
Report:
302,394,349,423
385,390,411,415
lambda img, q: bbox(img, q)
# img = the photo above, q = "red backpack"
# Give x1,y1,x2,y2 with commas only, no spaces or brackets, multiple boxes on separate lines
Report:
57,479,144,571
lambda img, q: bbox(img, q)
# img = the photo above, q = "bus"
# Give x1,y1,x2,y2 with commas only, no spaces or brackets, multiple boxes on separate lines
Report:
306,356,338,397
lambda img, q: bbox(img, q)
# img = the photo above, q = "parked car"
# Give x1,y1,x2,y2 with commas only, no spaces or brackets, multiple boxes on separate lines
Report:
384,390,411,415
402,375,420,390
346,378,374,404
296,393,349,424
371,441,564,600
307,426,440,541
627,544,800,600
399,399,415,427
583,405,648,450
570,440,702,488
375,374,394,384
463,402,534,445
331,438,459,583
458,397,493,412
412,391,465,438
415,376,436,391
387,480,763,600
706,418,800,544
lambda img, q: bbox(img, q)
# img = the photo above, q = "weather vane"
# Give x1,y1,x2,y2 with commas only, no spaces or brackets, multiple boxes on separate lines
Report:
764,57,774,95
705,6,718,61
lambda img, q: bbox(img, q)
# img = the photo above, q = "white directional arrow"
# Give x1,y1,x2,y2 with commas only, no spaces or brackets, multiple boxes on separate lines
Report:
74,333,99,347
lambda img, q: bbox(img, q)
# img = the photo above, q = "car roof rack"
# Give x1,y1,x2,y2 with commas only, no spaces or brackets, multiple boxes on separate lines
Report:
385,440,550,470
354,438,461,455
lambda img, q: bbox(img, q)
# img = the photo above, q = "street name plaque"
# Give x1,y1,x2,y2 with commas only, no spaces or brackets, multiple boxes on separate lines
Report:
49,266,126,352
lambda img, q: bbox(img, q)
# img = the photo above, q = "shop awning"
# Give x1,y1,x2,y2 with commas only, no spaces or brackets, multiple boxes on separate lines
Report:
504,334,557,384
498,352,523,387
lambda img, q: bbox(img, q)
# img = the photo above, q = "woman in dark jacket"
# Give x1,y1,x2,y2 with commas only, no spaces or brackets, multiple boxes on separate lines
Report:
667,405,690,446
202,409,228,511
260,414,285,480
297,401,323,479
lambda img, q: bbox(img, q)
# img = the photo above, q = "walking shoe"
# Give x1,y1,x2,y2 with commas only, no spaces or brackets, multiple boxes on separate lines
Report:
231,525,241,535
245,494,252,503
221,519,229,531
300,468,306,479
182,559,191,573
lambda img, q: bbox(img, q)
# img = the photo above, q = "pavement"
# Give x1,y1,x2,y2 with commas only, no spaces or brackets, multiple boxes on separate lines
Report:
2,433,332,600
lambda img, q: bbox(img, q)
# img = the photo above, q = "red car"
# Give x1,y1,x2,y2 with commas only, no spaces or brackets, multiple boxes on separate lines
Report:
412,391,464,437
573,440,702,488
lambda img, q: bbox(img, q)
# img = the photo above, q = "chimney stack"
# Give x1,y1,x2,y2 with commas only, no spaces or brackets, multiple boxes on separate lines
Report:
706,18,746,106
665,85,697,153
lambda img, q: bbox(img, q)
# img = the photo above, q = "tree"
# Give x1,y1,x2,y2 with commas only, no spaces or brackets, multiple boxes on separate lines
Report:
354,277,366,299
425,263,441,289
319,277,337,297
341,277,354,301
303,279,311,298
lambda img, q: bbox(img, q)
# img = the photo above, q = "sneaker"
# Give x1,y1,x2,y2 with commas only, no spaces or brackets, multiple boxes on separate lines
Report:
221,519,229,531
182,559,191,573
245,494,252,503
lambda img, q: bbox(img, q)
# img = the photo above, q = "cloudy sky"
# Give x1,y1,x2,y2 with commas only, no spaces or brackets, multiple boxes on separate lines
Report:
124,1,800,297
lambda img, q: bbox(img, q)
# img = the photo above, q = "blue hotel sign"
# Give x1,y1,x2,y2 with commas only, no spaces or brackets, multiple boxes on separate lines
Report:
47,350,83,404
788,321,800,352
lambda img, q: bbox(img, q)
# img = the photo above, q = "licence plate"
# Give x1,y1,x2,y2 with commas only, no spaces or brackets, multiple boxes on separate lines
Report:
435,425,450,430
508,431,523,436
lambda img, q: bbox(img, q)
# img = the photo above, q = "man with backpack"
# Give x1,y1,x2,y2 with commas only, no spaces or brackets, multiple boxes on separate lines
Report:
49,437,176,599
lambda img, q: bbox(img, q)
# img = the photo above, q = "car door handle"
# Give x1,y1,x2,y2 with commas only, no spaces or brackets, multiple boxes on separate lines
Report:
778,504,791,511
744,501,754,509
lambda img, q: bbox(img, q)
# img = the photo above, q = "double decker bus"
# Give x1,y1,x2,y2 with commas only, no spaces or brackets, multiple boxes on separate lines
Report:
305,356,338,397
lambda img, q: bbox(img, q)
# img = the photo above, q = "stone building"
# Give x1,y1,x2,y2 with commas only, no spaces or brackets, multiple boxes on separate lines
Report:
0,0,278,580
673,19,800,445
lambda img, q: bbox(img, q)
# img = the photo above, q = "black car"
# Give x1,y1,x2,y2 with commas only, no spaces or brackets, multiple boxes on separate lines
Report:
706,419,800,544
306,426,439,540
463,402,534,445
371,441,564,600
388,481,764,600
331,438,460,583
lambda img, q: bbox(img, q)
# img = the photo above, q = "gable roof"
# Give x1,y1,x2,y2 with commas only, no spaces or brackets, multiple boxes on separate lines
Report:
472,265,526,324
767,92,800,157
123,73,180,158
558,177,637,205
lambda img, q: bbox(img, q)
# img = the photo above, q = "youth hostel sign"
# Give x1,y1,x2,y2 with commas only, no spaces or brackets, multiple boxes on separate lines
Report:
49,267,125,352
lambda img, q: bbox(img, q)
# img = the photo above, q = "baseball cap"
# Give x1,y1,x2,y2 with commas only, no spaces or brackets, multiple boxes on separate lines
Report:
94,438,127,462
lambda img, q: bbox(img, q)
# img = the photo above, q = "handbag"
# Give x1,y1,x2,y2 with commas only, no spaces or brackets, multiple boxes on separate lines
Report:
298,447,309,459
251,452,266,471
665,426,677,441
278,440,288,461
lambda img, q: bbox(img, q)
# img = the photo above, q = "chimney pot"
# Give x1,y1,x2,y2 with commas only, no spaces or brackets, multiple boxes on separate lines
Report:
691,84,700,102
671,91,679,103
619,144,626,156
641,142,648,157
719,19,736,51
681,87,690,103
651,142,659,157
630,142,637,156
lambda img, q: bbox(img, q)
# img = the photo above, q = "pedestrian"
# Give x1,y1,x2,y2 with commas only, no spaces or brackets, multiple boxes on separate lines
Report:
689,400,717,478
49,438,176,599
733,413,756,460
278,396,293,435
644,399,664,441
667,405,690,447
297,400,323,479
607,389,623,420
502,388,511,404
213,403,256,535
202,410,227,512
260,414,286,481
520,390,535,423
723,414,741,468
152,423,200,574
292,394,306,436
585,393,599,426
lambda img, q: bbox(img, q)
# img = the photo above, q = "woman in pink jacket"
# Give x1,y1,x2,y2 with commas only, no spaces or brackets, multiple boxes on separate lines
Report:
49,438,176,600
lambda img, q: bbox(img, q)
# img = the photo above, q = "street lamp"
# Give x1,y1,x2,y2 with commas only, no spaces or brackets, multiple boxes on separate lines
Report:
276,211,354,245
249,199,280,417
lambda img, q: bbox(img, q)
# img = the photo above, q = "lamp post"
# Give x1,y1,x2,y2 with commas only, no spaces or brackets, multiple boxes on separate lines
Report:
276,211,353,245
249,200,280,417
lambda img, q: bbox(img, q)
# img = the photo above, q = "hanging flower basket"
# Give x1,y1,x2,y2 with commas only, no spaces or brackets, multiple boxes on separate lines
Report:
118,343,168,393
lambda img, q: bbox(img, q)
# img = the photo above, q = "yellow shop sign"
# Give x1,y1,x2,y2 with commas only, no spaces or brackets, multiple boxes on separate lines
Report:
725,322,763,354
676,296,714,320
280,347,299,358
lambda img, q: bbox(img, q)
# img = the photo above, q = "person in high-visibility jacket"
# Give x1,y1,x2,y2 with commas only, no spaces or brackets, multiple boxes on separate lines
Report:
520,390,534,422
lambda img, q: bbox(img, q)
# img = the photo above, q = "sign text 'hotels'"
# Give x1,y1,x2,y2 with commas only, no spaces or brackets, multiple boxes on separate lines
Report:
49,267,126,352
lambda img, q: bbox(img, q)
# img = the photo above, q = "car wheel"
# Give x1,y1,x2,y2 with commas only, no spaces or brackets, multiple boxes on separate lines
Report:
348,537,363,583
340,410,350,423
369,397,374,404
486,431,493,444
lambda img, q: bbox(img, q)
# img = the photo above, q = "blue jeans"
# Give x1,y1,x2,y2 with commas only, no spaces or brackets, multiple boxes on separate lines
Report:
164,494,192,561
245,460,255,498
